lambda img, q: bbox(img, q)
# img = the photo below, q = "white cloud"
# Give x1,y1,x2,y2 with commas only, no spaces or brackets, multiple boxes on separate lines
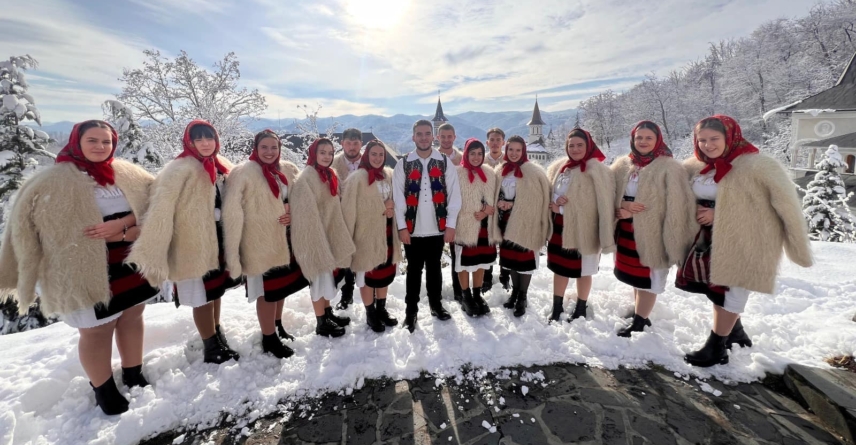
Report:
127,0,230,22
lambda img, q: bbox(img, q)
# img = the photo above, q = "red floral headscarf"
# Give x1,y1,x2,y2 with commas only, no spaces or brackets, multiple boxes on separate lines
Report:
56,120,117,186
694,115,759,183
461,138,487,183
629,121,672,168
307,137,339,196
359,139,387,185
560,128,605,173
249,129,289,198
176,120,230,184
501,136,529,178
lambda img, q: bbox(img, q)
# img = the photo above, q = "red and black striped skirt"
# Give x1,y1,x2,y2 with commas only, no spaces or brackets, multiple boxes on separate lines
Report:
547,212,587,278
253,228,310,302
675,211,729,307
498,209,536,272
94,211,160,320
613,217,653,290
458,219,497,268
364,218,397,288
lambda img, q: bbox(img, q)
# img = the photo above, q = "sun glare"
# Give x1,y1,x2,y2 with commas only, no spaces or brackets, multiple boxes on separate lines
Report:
346,0,410,28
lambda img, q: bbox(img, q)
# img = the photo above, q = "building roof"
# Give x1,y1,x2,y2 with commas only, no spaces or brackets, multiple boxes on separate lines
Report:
800,131,856,149
527,142,548,153
432,97,448,123
778,51,856,113
528,99,547,126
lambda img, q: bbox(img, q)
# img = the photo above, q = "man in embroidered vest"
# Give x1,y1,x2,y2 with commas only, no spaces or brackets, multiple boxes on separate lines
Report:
393,120,462,333
332,127,363,309
483,127,508,291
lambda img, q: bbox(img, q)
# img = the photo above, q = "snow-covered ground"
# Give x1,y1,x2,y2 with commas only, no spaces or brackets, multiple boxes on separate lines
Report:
1,242,854,445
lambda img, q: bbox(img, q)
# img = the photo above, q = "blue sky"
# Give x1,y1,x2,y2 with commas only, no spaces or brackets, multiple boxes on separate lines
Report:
1,0,815,123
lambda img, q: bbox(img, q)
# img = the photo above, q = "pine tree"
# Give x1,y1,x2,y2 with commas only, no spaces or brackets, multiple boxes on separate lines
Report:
0,55,54,204
102,99,163,170
802,145,856,242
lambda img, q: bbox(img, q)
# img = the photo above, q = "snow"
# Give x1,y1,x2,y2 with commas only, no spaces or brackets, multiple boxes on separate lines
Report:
799,109,837,117
762,100,803,121
0,242,855,444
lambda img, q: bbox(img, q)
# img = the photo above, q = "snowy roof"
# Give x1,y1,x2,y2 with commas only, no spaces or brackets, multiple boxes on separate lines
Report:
527,99,546,126
527,142,547,153
776,50,856,113
432,97,447,122
800,131,856,149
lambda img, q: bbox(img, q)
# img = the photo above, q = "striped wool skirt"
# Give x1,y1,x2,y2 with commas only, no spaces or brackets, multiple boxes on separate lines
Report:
613,215,655,290
363,218,397,289
455,218,497,272
497,209,537,273
547,213,599,278
675,199,730,306
247,228,309,303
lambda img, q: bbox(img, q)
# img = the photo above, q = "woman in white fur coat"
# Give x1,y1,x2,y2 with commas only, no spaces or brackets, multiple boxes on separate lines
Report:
222,130,308,359
290,138,357,338
611,121,695,338
341,140,402,332
546,128,615,323
0,120,158,415
493,135,552,318
453,138,500,317
128,120,241,365
677,115,812,367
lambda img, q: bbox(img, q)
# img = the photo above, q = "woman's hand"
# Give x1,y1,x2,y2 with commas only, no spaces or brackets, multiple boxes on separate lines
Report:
497,200,513,211
84,219,126,240
621,200,646,214
483,204,495,216
384,199,395,218
550,202,561,213
696,206,714,226
278,203,291,226
616,208,632,220
105,225,140,243
556,196,568,206
474,211,487,221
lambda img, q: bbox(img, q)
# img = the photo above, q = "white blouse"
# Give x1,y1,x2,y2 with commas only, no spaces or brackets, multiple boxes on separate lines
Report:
94,185,132,217
552,170,573,215
500,175,517,200
624,169,640,198
692,172,718,201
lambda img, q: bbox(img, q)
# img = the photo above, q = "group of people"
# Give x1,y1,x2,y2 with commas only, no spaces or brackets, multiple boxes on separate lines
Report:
0,115,812,416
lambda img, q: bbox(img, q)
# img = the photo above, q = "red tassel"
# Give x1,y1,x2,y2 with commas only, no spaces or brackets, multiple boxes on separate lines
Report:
408,169,421,180
429,166,442,178
438,218,446,231
406,195,418,207
406,220,414,233
432,192,446,204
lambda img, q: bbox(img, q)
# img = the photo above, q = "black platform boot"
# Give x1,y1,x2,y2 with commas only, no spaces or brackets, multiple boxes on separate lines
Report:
685,331,729,367
325,306,351,327
617,315,652,338
513,291,528,317
375,298,398,327
275,319,295,341
121,365,149,388
91,376,129,415
262,333,295,358
203,334,239,364
365,304,386,333
726,318,753,349
503,289,519,309
473,287,490,315
548,295,564,322
569,299,588,322
315,314,346,337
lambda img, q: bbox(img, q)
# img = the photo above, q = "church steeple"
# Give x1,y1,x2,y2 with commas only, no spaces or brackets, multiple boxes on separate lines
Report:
432,92,447,147
528,96,546,144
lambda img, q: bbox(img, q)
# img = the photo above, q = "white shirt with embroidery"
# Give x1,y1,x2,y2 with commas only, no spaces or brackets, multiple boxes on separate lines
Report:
392,149,462,237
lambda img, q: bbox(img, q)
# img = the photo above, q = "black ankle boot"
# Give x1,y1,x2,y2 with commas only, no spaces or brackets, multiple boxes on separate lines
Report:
513,291,528,317
337,285,354,310
617,314,651,338
315,314,346,337
262,333,295,358
569,299,588,321
375,299,398,326
275,319,295,341
214,325,240,361
121,365,149,388
503,289,519,309
429,299,451,320
461,289,478,317
404,309,418,333
685,331,729,367
91,376,129,415
203,334,239,364
549,295,564,322
499,270,511,291
726,318,753,349
365,304,386,333
482,274,494,292
325,307,351,327
473,287,490,315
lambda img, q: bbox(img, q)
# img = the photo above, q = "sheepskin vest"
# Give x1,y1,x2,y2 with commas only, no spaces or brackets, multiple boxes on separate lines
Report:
402,155,449,233
341,168,403,273
127,155,234,285
290,166,356,279
0,160,153,315
611,155,696,269
222,160,300,278
492,162,553,252
683,154,812,293
547,158,617,255
455,165,501,246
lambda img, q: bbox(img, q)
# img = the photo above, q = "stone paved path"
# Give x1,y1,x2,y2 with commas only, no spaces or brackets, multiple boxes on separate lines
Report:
143,363,845,445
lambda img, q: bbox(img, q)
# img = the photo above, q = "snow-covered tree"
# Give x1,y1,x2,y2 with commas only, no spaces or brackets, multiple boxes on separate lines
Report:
284,104,341,168
802,145,856,242
0,55,54,205
117,49,267,163
102,100,163,170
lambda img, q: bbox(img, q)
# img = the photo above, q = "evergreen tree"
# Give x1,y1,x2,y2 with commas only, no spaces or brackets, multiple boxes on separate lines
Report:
802,145,856,242
103,99,163,170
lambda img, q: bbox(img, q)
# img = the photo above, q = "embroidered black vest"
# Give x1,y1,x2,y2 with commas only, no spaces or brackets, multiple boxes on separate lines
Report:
403,155,449,233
